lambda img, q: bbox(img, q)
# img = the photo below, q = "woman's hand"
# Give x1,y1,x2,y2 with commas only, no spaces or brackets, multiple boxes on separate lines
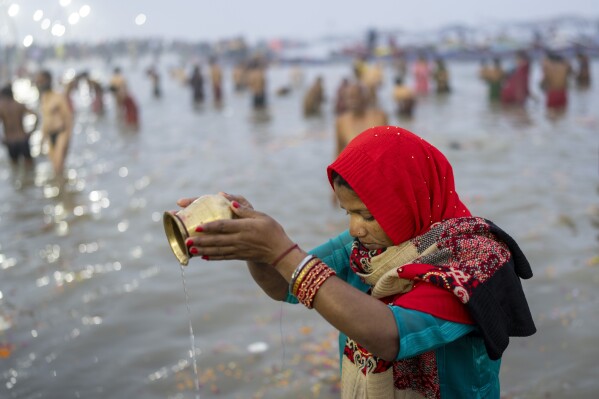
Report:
176,192,253,210
184,194,295,264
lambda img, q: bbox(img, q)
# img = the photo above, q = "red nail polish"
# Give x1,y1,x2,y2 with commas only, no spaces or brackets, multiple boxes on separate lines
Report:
195,226,203,232
186,239,193,247
190,247,198,255
201,255,209,260
232,201,240,208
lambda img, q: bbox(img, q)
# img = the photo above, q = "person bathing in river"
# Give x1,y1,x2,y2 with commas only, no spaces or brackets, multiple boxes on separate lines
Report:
0,84,38,169
177,125,537,398
35,70,74,177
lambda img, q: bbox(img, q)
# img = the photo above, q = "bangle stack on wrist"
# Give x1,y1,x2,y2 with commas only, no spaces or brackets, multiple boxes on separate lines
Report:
289,255,336,309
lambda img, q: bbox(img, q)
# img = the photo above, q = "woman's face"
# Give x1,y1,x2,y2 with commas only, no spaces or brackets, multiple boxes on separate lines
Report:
334,183,393,250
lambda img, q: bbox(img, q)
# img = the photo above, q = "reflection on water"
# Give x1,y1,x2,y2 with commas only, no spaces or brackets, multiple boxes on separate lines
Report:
1,55,598,399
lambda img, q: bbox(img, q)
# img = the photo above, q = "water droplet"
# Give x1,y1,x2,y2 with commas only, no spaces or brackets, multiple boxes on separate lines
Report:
73,206,85,216
117,220,129,232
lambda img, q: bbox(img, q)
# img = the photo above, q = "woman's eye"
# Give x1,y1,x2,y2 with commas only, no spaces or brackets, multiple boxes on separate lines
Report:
364,215,376,222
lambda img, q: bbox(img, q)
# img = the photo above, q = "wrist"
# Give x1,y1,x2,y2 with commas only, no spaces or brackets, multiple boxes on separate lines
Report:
271,242,300,268
273,249,307,282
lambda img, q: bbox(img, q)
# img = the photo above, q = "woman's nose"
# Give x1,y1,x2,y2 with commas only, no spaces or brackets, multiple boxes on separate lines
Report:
349,218,365,238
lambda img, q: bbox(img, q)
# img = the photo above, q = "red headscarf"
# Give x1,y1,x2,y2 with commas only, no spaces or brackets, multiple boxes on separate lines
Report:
327,126,470,245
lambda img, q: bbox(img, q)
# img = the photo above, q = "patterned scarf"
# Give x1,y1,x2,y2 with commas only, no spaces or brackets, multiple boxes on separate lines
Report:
341,217,512,399
349,241,386,276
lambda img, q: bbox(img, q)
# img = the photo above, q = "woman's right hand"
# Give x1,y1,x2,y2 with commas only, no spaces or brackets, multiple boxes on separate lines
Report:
185,194,296,265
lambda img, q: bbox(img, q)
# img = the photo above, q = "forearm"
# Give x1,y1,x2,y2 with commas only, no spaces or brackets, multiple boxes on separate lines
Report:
246,260,289,301
313,277,399,360
275,251,399,361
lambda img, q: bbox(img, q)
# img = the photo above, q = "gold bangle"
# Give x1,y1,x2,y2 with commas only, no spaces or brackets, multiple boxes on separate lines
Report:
292,257,320,296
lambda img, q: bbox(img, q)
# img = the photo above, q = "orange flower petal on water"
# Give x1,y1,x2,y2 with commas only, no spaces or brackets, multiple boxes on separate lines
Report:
299,326,313,335
0,344,12,358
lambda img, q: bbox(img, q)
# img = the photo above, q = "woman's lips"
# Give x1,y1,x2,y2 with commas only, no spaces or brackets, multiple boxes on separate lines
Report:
360,241,381,250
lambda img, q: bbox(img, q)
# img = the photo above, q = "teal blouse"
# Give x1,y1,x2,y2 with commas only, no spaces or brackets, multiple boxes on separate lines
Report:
285,230,501,398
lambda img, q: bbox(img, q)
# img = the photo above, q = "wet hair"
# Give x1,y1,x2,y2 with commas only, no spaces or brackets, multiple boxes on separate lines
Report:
516,50,529,61
546,51,563,62
39,70,52,83
331,170,353,190
0,84,13,98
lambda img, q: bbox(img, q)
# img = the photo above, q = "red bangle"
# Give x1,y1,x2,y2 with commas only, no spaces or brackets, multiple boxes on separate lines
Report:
272,243,299,267
296,261,336,309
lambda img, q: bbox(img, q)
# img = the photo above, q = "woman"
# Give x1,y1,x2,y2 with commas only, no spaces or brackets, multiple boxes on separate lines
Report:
433,57,451,94
188,65,205,105
412,54,430,95
500,51,530,106
481,58,504,102
179,126,536,398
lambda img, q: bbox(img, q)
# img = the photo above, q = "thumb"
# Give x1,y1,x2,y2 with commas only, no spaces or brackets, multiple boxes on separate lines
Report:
177,197,197,208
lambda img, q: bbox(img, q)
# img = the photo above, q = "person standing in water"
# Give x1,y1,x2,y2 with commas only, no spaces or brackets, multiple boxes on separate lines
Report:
80,72,105,116
232,61,247,92
146,66,162,98
500,51,530,106
392,77,416,118
303,76,325,117
209,57,223,105
246,58,268,111
433,57,451,94
574,50,591,89
540,51,571,111
334,82,388,158
35,70,73,177
0,84,38,169
109,67,139,128
334,77,351,116
109,67,128,112
188,64,205,106
480,58,504,102
412,53,430,95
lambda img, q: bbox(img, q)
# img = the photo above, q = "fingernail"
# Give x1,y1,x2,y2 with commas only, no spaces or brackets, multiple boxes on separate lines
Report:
201,255,209,260
195,226,203,232
186,239,194,247
190,247,198,255
232,201,240,208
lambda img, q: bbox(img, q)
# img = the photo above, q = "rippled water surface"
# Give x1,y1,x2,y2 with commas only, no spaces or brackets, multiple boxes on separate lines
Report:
1,55,598,399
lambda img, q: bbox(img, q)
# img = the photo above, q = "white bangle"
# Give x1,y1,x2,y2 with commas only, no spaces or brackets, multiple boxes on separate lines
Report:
289,254,316,294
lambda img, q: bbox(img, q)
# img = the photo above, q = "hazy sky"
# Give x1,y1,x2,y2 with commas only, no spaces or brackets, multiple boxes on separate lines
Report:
2,0,597,44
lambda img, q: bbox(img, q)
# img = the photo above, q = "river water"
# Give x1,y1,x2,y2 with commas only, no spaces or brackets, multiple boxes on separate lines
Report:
1,55,598,399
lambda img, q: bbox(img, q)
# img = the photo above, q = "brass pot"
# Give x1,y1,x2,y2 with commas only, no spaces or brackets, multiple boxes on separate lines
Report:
163,194,234,265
